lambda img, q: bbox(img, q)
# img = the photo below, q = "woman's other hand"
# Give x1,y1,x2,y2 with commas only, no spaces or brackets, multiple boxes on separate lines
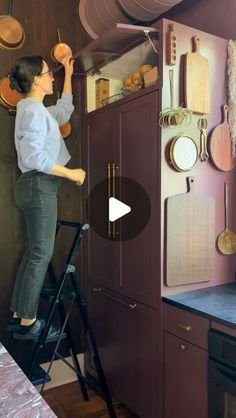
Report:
68,168,86,185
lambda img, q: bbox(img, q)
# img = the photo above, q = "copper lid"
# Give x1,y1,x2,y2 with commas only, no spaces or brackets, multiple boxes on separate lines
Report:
0,15,24,48
0,77,24,108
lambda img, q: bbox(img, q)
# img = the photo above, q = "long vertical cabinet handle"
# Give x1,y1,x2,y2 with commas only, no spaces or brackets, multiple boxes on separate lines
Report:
112,162,116,238
107,163,111,237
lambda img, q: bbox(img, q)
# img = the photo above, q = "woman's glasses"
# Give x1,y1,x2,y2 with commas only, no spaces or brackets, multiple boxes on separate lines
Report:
39,69,53,77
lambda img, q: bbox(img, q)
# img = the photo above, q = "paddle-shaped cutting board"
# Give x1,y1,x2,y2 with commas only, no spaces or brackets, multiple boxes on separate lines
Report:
210,105,236,171
166,177,215,286
184,36,210,114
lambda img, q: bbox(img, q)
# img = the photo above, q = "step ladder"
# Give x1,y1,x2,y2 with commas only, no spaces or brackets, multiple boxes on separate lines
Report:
8,220,117,418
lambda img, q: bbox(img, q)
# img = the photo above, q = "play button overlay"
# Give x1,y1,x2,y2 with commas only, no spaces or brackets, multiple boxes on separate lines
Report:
109,197,131,222
86,176,151,241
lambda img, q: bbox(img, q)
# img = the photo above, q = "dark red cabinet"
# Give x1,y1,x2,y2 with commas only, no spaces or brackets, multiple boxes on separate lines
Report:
164,332,208,418
83,106,116,290
83,91,160,308
85,282,162,418
82,88,162,418
163,304,209,418
113,94,160,308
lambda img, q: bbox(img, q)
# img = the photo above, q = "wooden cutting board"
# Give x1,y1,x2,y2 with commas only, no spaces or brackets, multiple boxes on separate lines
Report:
184,36,210,114
166,177,215,286
210,105,236,171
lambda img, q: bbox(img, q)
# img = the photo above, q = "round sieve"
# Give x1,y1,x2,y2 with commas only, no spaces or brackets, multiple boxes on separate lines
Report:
169,134,198,172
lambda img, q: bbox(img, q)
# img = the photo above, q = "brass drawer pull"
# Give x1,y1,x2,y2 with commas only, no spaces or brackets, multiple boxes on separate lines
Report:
178,322,192,332
92,287,137,310
107,163,111,238
112,162,116,239
180,343,188,351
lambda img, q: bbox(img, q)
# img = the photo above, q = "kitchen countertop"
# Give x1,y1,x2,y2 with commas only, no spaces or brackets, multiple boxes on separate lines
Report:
0,342,56,418
162,282,236,328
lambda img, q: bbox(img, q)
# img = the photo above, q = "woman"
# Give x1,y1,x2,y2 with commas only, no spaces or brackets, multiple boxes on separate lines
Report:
8,55,85,340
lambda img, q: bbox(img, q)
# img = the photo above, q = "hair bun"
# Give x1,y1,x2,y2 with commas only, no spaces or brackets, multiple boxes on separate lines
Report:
9,74,24,94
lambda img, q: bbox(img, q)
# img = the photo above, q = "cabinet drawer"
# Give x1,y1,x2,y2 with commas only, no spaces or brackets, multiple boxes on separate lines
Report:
163,303,209,349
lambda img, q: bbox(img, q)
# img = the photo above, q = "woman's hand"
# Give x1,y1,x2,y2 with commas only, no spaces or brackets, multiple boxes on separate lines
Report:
68,168,86,185
62,56,74,78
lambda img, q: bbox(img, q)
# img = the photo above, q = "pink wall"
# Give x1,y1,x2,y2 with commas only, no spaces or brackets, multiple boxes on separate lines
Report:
158,18,236,296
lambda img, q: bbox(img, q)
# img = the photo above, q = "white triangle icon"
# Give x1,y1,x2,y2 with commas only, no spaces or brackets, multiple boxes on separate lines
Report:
109,197,131,222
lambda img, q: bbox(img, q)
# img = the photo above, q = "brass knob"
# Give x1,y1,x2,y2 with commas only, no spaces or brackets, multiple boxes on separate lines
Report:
180,343,188,351
178,322,192,332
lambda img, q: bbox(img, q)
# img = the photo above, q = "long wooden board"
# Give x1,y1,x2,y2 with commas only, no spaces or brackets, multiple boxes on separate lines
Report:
166,177,215,286
184,36,210,114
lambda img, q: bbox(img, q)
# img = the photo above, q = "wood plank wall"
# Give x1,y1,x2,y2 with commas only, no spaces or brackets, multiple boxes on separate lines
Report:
0,0,83,355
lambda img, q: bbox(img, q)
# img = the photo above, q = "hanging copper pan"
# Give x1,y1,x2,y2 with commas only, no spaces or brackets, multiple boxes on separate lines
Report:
59,121,72,139
51,29,72,64
0,77,24,110
0,0,25,50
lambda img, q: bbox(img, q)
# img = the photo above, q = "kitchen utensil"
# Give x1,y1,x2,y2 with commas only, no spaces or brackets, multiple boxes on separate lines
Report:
210,105,236,171
198,117,209,161
169,133,198,172
59,121,72,139
184,36,210,114
166,176,215,286
51,29,72,64
159,69,192,127
217,183,236,255
0,77,23,110
0,0,25,50
166,23,176,66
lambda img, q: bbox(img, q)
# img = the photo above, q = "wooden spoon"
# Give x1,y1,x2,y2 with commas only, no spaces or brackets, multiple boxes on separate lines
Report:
217,182,236,255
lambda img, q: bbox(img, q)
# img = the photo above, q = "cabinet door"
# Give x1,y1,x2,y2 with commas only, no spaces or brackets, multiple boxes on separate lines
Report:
85,282,161,418
83,108,115,288
164,332,208,418
114,91,160,308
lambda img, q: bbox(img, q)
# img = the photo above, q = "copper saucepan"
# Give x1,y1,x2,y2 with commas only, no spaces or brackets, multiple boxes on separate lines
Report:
51,29,72,63
0,77,23,110
0,0,25,50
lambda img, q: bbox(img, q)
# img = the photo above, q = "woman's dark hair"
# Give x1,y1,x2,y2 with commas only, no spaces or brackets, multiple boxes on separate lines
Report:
9,56,44,94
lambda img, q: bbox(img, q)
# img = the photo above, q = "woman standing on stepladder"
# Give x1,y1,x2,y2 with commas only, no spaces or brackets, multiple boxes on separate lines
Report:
7,55,85,341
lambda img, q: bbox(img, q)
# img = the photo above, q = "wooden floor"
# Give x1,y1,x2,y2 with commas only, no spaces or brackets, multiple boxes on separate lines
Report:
42,382,139,418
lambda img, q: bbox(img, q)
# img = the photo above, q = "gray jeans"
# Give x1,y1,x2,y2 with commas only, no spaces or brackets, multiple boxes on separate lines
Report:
10,171,61,319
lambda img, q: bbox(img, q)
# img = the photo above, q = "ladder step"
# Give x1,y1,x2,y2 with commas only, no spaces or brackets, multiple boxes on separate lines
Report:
41,286,76,300
32,331,67,345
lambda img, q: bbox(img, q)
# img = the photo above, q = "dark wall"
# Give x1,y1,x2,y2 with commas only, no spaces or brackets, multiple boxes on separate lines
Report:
0,0,83,349
164,0,236,40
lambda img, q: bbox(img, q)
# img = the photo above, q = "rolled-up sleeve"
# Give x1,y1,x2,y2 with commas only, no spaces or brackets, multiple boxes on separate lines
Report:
17,107,54,174
47,93,74,125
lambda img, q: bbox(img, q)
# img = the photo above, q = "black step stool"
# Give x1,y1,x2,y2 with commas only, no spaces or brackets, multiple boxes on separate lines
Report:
8,220,117,418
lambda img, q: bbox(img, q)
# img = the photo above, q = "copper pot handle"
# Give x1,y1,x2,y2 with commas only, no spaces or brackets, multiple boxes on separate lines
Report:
56,28,62,43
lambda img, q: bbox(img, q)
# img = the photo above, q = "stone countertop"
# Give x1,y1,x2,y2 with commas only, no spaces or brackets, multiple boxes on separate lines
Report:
162,283,236,328
0,342,57,418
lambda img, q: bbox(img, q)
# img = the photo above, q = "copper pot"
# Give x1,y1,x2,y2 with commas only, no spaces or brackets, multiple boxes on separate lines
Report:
51,29,72,64
0,0,25,50
59,121,72,139
0,77,23,110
